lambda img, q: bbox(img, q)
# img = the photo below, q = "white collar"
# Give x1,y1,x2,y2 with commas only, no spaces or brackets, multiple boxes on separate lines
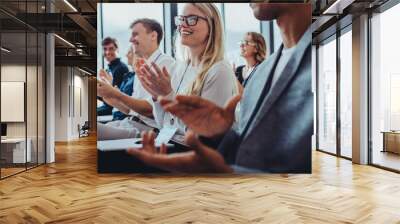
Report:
282,45,297,54
147,48,163,63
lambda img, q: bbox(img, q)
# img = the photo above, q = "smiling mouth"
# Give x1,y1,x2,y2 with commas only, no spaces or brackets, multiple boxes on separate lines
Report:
180,30,193,36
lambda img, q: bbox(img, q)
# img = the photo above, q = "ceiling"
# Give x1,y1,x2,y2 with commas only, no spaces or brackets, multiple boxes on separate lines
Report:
0,0,97,73
311,0,390,43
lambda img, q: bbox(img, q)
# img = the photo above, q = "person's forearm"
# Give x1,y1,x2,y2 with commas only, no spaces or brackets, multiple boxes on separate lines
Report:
116,92,153,118
103,96,130,114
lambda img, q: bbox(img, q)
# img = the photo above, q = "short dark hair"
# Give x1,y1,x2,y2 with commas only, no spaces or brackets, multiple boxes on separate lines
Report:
130,18,163,45
102,37,118,48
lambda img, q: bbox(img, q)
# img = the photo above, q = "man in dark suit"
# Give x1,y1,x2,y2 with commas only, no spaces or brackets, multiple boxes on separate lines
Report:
97,37,129,116
127,3,313,173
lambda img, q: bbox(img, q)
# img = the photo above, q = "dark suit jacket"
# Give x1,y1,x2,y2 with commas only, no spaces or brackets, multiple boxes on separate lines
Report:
218,27,313,173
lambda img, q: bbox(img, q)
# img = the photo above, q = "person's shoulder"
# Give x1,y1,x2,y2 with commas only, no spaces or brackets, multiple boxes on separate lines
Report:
158,53,176,71
160,53,175,63
116,61,129,72
208,59,233,75
204,59,236,85
118,59,129,68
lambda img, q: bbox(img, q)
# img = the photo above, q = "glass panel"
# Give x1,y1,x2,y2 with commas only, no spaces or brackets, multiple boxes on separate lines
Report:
101,3,164,67
37,32,45,165
1,30,28,177
339,29,352,158
317,37,337,154
312,45,317,150
273,20,283,52
97,4,103,73
371,3,400,171
224,3,260,66
27,31,38,169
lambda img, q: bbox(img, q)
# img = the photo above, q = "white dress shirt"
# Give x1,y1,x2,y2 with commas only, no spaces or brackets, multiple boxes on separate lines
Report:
129,49,175,127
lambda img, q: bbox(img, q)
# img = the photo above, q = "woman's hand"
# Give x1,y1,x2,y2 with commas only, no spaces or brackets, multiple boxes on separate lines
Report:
136,62,173,99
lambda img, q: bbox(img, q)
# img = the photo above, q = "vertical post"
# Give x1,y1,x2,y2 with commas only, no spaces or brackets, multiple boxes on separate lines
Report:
260,21,273,56
46,0,55,163
352,14,369,164
0,25,2,179
163,3,177,57
336,28,341,157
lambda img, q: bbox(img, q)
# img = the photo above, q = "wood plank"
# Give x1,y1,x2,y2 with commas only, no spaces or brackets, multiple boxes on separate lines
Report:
0,135,399,223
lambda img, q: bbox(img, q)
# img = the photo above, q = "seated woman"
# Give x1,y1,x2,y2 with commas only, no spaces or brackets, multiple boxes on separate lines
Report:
235,32,267,87
137,3,238,135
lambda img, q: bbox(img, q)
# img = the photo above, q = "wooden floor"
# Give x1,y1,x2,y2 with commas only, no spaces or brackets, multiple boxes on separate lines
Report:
1,135,400,223
372,150,400,171
1,167,26,178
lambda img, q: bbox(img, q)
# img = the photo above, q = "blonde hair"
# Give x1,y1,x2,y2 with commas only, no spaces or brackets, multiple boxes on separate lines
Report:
176,3,225,96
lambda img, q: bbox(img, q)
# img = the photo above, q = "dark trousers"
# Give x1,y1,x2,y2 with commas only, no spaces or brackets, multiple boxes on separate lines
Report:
97,142,189,173
97,104,113,116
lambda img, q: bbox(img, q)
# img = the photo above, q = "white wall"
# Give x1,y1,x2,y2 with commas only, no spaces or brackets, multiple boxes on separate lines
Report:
1,65,42,137
1,64,46,164
54,67,89,141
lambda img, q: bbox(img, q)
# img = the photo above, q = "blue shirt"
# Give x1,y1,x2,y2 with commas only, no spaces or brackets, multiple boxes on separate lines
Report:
98,58,129,116
112,71,134,121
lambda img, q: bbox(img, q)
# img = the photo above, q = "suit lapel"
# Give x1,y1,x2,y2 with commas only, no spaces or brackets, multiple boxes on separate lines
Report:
243,28,311,139
239,49,282,134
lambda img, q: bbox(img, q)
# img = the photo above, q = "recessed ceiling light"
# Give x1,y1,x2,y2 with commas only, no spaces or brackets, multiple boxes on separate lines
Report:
54,34,75,48
63,0,78,12
1,47,11,53
78,67,92,76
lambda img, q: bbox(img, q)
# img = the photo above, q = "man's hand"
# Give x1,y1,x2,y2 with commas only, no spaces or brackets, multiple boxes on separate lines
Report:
97,79,119,98
136,62,172,98
99,69,113,85
126,130,233,173
159,95,241,138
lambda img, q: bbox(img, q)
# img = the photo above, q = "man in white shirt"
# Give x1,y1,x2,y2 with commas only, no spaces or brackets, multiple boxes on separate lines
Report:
97,18,175,140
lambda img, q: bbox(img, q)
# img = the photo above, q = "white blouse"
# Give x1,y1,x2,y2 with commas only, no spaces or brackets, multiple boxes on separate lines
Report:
152,59,238,134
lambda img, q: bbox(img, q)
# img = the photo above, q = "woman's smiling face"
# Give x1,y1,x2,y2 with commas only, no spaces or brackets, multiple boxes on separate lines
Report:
178,4,210,48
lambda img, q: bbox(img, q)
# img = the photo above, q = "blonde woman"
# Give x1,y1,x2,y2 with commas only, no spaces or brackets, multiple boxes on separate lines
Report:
235,32,267,86
137,3,238,134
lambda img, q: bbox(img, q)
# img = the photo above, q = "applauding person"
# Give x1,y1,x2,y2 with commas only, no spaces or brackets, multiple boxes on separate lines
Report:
235,32,267,86
128,3,313,173
97,37,129,116
136,3,238,134
97,19,175,140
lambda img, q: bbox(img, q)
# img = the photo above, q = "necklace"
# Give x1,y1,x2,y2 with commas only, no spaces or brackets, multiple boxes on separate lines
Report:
243,62,259,87
170,63,190,126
